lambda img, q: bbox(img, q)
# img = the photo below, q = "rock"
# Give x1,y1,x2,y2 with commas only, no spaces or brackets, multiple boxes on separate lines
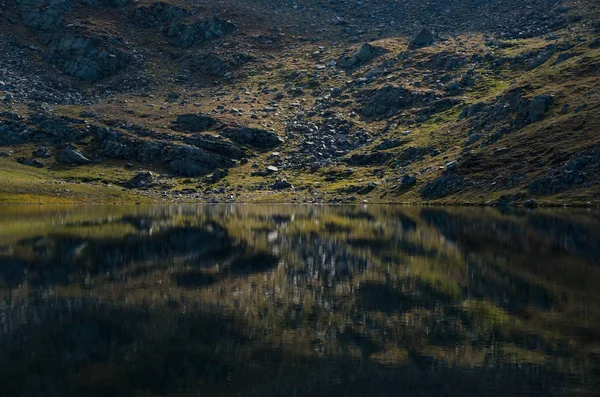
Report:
183,134,245,159
345,152,392,166
590,38,600,49
528,95,552,122
420,173,465,199
169,146,234,177
17,0,131,81
222,127,283,149
129,171,154,188
267,166,279,173
446,160,458,170
412,27,435,47
524,199,538,208
401,174,417,187
271,180,293,190
338,43,386,69
172,114,222,132
212,168,228,179
57,147,91,165
374,139,406,151
33,146,51,158
130,2,188,28
168,15,236,48
358,85,421,117
17,157,44,168
187,52,229,77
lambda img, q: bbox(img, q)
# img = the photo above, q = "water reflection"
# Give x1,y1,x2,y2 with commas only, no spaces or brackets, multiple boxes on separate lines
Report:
0,205,599,396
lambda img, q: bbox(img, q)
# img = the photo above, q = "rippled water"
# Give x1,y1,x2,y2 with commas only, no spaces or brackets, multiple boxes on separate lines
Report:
0,205,599,396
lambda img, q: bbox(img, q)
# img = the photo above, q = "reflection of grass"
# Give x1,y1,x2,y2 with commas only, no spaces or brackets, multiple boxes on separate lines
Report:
462,299,511,334
1,204,600,392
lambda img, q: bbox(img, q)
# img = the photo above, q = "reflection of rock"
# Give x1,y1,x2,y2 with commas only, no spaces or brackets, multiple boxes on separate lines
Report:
227,252,279,275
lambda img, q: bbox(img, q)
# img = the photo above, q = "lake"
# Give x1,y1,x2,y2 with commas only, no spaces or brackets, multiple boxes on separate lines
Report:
0,205,599,396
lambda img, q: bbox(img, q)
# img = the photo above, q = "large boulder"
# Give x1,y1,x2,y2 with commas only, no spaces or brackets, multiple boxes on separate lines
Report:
528,95,552,123
338,43,386,69
17,0,131,81
47,28,131,81
57,147,91,165
412,27,435,47
183,134,245,159
129,171,154,188
17,0,74,32
169,146,234,177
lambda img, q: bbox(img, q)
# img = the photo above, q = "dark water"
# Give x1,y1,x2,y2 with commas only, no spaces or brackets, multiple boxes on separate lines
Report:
1,205,600,396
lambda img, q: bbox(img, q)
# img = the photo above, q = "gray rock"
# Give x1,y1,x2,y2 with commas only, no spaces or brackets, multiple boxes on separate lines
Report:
345,151,392,166
168,15,236,48
338,43,386,69
169,146,234,177
57,147,91,165
33,146,52,158
187,52,229,76
130,2,188,28
172,114,221,132
420,173,465,199
412,27,435,47
17,157,44,168
223,127,283,149
129,171,154,188
184,134,245,159
401,174,417,187
528,95,552,122
271,180,293,190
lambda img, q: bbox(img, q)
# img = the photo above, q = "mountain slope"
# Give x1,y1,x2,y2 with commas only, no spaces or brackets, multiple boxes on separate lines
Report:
0,0,599,205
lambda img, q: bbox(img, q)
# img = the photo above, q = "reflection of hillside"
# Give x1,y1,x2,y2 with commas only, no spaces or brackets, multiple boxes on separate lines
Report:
0,205,599,396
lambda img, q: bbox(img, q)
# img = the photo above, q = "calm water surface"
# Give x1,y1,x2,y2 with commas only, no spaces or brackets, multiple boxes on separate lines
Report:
1,205,600,396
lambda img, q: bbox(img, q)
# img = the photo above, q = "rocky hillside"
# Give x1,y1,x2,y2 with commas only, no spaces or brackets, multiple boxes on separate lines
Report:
0,0,599,205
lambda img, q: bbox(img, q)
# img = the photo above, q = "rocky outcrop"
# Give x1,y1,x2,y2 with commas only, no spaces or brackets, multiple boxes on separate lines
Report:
129,171,154,188
172,114,222,132
47,28,131,81
130,2,188,28
17,157,44,168
222,127,282,149
96,128,237,177
529,147,600,195
17,0,131,81
183,134,245,159
187,52,229,77
168,15,236,48
57,146,91,165
421,167,466,199
357,85,422,117
345,152,392,166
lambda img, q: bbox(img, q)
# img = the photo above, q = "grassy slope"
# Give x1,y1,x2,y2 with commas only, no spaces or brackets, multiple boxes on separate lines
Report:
0,0,599,204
